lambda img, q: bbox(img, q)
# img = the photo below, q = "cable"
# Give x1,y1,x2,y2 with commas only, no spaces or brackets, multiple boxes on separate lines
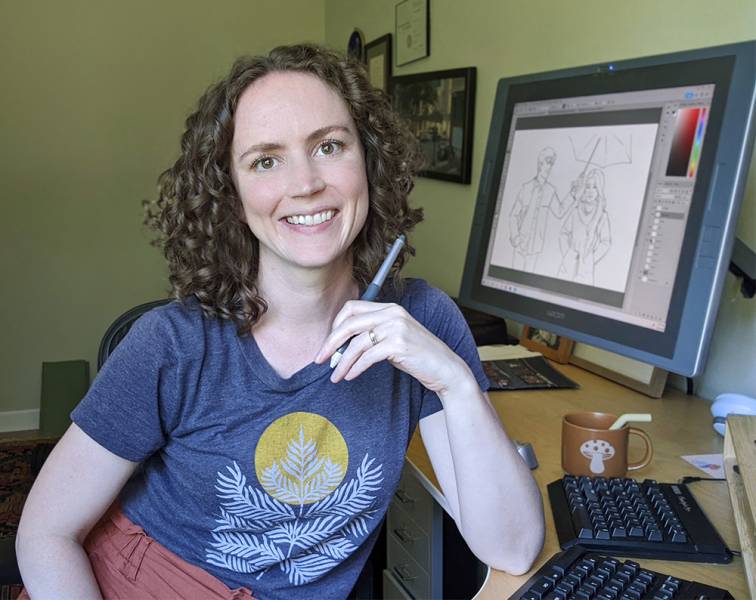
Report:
679,475,725,484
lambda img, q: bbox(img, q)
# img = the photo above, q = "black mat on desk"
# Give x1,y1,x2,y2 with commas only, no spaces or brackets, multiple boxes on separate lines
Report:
483,356,579,391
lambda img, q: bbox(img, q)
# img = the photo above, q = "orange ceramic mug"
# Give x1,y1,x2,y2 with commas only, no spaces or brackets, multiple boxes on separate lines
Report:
562,412,653,477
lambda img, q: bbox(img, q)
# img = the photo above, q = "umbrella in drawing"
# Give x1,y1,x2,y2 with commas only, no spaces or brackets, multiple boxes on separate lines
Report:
570,133,633,173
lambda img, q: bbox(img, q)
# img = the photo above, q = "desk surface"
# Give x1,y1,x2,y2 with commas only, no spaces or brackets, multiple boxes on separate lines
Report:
405,363,747,599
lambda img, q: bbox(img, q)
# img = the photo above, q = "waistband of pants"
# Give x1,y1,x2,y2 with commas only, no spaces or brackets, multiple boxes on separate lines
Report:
83,504,256,600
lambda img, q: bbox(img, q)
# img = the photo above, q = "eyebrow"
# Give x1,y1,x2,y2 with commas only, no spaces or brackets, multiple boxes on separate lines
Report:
237,125,355,162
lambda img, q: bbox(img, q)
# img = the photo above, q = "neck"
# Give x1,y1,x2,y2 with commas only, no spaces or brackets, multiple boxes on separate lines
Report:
254,253,359,336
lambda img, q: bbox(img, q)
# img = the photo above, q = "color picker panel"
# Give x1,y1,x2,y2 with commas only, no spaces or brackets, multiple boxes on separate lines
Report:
666,107,702,177
687,107,708,178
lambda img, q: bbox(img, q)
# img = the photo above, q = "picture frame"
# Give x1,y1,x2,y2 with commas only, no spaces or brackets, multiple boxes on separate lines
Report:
395,0,429,66
569,343,668,398
392,67,476,184
364,34,392,93
520,326,574,364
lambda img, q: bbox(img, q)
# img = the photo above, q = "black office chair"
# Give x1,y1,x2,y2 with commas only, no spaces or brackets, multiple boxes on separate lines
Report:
97,299,172,370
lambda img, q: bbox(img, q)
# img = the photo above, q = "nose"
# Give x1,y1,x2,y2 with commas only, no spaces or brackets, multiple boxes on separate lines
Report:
288,156,326,198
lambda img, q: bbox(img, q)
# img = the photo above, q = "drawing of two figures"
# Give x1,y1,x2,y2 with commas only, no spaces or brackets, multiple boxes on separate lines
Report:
510,147,611,285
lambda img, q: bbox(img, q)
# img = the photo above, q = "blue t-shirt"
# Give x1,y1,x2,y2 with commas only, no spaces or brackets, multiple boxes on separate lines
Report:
72,279,488,599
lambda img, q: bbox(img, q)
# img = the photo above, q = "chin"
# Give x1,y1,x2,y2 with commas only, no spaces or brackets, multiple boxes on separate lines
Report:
289,250,350,271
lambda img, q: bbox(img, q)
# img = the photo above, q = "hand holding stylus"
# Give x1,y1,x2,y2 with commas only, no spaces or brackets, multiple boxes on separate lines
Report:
328,235,406,368
315,297,474,391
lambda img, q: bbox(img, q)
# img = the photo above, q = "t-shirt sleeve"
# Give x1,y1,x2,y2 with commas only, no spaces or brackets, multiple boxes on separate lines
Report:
419,288,490,420
71,310,180,462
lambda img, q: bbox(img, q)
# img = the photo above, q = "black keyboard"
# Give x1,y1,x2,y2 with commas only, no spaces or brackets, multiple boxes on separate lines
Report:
547,476,732,563
510,546,733,599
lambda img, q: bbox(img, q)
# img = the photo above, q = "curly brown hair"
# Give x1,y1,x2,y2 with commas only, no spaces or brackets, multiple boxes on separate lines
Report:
144,44,424,334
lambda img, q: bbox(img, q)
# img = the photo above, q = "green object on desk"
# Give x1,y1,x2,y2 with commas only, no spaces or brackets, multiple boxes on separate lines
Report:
39,360,90,437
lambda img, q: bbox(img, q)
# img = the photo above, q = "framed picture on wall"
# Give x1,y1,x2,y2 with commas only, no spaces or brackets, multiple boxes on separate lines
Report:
365,34,392,93
391,67,476,183
520,326,574,364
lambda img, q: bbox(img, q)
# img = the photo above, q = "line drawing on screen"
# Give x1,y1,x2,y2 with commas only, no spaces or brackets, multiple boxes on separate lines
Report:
489,122,658,293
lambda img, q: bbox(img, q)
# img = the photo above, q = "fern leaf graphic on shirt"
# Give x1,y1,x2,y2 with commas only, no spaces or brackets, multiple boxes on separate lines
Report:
259,427,344,505
206,412,384,585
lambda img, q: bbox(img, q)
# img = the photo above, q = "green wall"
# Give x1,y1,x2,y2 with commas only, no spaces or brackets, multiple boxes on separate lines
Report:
0,1,325,416
1,1,754,421
325,0,756,399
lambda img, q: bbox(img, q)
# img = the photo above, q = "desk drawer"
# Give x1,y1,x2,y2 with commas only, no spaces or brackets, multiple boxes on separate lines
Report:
382,569,413,600
388,503,430,569
387,530,431,599
394,466,434,534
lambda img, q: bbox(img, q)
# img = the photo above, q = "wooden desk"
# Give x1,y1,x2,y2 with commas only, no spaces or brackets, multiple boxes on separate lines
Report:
405,364,748,599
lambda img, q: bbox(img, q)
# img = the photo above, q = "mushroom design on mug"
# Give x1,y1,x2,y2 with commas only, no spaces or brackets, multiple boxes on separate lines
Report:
580,439,616,474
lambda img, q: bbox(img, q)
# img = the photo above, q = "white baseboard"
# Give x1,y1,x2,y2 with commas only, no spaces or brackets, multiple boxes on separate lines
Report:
0,409,40,433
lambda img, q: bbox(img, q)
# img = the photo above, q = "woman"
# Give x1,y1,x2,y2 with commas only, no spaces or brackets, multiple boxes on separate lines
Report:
17,44,543,599
558,168,612,285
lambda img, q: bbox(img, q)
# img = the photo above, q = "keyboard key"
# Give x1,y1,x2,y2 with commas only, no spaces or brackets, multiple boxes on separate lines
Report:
664,576,681,591
573,506,594,538
614,570,632,585
605,580,625,596
555,581,575,595
611,525,627,538
671,529,688,543
637,570,655,585
529,576,553,597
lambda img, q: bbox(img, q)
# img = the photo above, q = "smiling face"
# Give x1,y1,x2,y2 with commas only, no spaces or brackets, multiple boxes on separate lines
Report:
230,71,369,277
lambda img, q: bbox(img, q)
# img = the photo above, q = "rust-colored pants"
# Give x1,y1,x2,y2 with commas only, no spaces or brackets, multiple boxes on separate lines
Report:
18,506,256,599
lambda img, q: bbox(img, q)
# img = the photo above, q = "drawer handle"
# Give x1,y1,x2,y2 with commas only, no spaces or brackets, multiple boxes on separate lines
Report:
393,527,416,544
394,489,415,505
394,564,417,582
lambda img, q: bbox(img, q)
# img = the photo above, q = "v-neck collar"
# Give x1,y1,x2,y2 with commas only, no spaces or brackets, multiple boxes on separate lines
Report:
235,282,400,393
237,332,332,393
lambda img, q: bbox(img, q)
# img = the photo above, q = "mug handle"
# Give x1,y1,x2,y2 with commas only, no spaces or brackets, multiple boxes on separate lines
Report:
627,427,653,471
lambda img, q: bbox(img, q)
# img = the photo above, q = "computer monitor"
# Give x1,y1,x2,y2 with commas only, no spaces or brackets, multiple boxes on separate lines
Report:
459,41,755,377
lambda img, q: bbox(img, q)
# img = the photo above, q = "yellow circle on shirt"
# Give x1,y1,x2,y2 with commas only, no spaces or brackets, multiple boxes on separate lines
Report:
254,412,349,505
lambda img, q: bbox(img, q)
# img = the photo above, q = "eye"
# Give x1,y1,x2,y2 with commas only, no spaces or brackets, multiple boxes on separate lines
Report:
251,156,278,172
316,139,344,157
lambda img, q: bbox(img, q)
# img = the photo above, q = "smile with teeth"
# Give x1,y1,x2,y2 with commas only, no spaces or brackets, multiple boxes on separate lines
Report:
285,210,336,226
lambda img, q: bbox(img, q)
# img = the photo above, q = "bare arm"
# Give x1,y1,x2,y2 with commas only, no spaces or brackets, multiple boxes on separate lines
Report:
16,423,139,599
315,300,545,575
419,383,544,575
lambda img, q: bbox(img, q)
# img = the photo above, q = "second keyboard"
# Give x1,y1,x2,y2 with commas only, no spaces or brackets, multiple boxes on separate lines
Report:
547,475,732,563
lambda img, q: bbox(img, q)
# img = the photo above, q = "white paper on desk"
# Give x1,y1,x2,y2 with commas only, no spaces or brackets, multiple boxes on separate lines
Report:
477,344,542,361
681,453,725,478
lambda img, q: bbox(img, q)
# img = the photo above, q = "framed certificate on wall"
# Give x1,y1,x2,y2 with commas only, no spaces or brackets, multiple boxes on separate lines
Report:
395,0,429,66
365,34,392,93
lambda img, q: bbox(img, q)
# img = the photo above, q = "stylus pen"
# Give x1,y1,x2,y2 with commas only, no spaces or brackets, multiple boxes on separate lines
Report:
329,234,406,368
